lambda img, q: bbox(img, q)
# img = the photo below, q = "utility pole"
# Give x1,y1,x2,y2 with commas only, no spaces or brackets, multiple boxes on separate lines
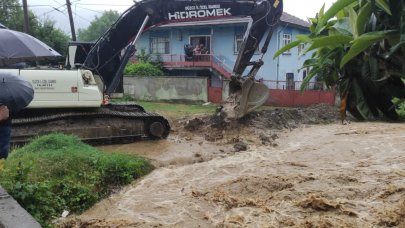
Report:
22,0,31,34
66,0,77,41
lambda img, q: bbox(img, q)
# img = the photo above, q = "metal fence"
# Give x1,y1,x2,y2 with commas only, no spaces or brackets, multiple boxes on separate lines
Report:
260,80,328,91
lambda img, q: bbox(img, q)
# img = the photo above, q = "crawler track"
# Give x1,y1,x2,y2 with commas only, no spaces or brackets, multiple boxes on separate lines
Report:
11,103,170,145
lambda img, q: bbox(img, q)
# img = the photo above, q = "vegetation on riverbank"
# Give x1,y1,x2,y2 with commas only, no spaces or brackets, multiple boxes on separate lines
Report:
0,134,153,227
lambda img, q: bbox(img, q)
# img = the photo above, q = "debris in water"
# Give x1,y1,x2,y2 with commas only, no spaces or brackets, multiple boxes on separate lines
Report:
259,133,270,145
61,210,69,218
194,153,202,158
379,185,404,199
184,118,204,131
234,142,248,152
298,194,338,211
205,133,224,142
297,194,357,217
376,197,405,227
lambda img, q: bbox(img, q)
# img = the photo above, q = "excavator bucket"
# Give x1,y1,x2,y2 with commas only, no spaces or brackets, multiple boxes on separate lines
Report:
223,78,269,119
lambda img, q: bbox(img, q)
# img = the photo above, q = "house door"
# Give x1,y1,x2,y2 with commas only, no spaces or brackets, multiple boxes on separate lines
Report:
190,36,211,54
286,73,295,90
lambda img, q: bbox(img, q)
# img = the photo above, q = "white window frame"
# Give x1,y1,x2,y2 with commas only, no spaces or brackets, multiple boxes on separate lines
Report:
298,43,306,55
283,33,292,54
234,34,244,54
234,33,260,54
150,36,170,54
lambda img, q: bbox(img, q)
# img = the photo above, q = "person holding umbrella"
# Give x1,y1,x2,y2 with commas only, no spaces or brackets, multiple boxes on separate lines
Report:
0,105,11,168
0,24,54,167
0,73,34,169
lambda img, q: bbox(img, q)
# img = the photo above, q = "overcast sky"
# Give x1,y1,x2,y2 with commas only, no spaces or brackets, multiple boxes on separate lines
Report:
22,0,335,35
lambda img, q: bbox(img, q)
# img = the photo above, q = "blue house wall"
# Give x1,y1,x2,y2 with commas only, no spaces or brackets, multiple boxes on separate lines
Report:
135,17,311,90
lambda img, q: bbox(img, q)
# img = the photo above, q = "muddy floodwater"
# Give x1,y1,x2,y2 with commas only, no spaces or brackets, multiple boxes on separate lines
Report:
98,136,232,168
61,119,405,228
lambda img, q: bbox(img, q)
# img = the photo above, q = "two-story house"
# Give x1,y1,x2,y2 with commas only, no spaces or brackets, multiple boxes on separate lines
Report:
135,12,312,91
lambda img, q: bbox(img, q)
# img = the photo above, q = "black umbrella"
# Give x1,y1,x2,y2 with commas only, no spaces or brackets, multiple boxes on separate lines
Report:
0,27,61,66
0,73,34,112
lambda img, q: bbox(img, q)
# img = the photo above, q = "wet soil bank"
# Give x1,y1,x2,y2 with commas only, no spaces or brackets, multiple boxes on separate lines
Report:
59,105,405,227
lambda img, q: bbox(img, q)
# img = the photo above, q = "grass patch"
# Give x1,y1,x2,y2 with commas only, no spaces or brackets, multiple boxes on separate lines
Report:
0,134,153,227
137,101,216,118
113,94,217,118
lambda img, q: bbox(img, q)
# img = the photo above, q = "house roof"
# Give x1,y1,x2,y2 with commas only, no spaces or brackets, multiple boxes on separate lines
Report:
158,12,310,29
280,12,310,29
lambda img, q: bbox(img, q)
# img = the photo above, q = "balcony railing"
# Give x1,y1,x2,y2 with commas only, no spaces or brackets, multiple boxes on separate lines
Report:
149,55,328,90
152,54,232,79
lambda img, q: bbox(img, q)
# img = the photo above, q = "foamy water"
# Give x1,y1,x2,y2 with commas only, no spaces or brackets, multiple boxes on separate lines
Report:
66,122,405,227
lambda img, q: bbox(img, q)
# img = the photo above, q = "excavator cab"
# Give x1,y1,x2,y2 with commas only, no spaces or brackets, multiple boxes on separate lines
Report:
66,42,95,70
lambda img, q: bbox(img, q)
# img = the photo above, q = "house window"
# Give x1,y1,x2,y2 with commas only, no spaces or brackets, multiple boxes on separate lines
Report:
298,43,306,55
190,36,211,54
286,73,295,90
234,33,259,54
234,34,244,53
150,37,170,54
283,33,292,54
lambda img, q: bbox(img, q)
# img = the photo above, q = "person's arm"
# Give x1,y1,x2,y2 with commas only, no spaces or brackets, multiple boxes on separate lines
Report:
0,105,10,122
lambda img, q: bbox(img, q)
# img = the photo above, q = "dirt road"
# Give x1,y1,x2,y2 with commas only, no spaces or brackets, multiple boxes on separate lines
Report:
61,118,405,227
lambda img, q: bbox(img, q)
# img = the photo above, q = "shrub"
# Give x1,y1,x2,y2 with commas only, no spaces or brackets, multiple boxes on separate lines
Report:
0,134,153,227
396,101,405,119
274,0,405,121
124,62,164,77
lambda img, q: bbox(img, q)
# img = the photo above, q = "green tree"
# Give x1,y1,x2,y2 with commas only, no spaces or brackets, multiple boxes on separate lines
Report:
0,0,23,29
274,0,405,121
33,19,70,55
78,10,120,41
0,0,69,55
0,0,39,32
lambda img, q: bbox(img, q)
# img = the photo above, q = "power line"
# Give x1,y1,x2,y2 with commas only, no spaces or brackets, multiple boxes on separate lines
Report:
38,4,67,17
74,5,104,14
76,3,132,6
1,4,60,8
74,13,92,23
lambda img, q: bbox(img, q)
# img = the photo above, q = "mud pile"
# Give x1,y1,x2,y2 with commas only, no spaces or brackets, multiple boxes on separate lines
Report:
239,103,339,129
182,104,339,148
185,104,339,132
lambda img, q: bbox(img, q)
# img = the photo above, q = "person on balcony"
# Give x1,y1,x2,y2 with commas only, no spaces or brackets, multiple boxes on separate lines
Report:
200,44,208,54
184,44,194,61
193,45,201,55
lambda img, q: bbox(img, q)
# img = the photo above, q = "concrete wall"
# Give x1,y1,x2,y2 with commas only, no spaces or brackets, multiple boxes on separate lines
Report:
0,187,41,228
124,76,208,102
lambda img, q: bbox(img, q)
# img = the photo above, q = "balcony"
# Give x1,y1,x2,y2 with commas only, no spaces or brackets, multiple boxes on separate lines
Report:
156,54,232,79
